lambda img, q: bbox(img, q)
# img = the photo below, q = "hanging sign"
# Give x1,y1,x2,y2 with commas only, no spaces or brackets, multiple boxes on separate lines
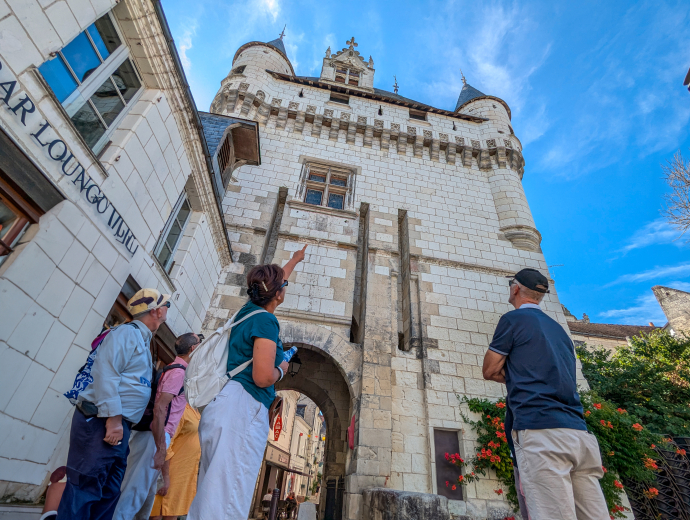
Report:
274,415,283,441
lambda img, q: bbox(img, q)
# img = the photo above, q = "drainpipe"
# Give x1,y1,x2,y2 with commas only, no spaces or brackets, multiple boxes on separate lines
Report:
150,0,233,262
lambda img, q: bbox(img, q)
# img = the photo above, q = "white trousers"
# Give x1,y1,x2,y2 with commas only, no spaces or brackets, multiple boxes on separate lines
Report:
112,431,157,520
513,428,609,520
187,381,269,520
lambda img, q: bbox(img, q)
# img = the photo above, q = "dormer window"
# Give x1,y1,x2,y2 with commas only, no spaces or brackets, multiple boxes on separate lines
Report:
334,66,360,86
409,109,427,121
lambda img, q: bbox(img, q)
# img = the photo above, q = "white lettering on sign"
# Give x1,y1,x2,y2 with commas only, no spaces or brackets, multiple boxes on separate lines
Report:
0,59,139,256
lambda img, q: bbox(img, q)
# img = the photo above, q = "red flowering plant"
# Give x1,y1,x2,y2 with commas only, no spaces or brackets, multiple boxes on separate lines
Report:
456,396,519,510
580,391,662,518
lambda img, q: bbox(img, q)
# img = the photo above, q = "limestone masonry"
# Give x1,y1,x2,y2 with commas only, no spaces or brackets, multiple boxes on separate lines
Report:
201,35,586,519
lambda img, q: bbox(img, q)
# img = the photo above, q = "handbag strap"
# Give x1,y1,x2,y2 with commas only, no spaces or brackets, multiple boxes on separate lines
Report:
227,309,268,379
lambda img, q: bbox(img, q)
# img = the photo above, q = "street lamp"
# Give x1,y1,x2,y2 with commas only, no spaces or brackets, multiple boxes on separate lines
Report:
289,353,302,376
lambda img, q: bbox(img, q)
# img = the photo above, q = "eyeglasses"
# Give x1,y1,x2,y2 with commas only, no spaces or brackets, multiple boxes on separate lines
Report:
280,281,289,289
508,279,516,287
197,333,205,341
161,301,171,308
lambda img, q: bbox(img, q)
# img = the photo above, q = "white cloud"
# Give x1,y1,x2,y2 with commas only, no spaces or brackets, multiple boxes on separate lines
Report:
598,291,665,325
606,262,690,286
619,218,687,253
260,0,280,22
178,19,198,72
598,281,690,325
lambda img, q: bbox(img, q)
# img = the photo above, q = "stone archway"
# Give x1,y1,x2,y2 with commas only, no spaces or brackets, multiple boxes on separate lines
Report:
276,321,362,519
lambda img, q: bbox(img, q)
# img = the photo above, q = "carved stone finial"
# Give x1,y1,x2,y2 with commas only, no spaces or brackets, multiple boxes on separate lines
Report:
325,46,331,58
346,37,358,50
279,25,286,40
368,55,374,68
460,68,466,86
393,75,399,94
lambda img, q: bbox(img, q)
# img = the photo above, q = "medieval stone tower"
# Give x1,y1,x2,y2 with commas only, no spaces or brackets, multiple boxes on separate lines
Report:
202,34,582,519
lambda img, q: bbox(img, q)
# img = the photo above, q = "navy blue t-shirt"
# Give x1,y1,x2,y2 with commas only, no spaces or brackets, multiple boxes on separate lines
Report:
489,307,587,431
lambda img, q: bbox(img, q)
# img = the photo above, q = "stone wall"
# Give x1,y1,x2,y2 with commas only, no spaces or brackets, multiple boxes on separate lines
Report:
0,0,224,499
201,39,584,519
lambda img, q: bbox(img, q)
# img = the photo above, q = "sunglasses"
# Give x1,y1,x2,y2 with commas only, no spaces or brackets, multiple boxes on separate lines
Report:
162,301,171,308
280,281,289,289
508,279,516,287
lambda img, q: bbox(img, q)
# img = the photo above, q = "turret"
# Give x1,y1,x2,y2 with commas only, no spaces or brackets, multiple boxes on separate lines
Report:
455,75,541,252
210,30,294,114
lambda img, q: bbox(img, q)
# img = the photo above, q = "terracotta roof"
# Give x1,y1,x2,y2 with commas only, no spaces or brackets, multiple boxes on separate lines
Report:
567,322,658,339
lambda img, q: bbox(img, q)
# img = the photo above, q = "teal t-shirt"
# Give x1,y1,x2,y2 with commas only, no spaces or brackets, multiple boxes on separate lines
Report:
226,301,285,409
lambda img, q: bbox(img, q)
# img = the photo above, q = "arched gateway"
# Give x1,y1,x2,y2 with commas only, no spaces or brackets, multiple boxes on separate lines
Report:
276,321,361,520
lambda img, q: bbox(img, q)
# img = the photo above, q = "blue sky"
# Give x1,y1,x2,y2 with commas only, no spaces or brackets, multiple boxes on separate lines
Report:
163,0,690,325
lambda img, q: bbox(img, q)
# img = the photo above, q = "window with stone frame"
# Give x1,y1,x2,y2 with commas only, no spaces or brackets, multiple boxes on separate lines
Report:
38,11,143,154
334,66,360,86
297,162,356,211
154,193,192,273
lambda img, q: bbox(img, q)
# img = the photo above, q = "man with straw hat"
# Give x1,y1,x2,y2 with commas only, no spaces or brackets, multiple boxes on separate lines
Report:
57,288,170,520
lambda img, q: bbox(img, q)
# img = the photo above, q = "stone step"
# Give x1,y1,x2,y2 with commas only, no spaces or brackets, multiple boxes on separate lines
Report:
0,505,43,520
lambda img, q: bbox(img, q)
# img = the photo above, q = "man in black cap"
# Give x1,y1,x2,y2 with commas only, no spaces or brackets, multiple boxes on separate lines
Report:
482,268,608,520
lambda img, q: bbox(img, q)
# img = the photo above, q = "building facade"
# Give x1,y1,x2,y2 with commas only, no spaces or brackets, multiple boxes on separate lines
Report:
0,0,259,503
202,35,588,519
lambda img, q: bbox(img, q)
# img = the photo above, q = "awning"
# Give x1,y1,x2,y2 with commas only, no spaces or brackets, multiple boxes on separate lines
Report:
273,463,311,478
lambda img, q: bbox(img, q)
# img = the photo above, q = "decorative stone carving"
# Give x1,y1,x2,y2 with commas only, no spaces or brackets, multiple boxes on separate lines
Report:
374,119,384,130
306,105,316,114
500,225,542,252
340,112,351,121
455,136,465,145
407,126,416,135
486,139,497,148
238,82,249,92
325,46,331,58
471,139,481,148
255,90,265,102
271,98,283,107
324,109,334,117
288,101,299,110
423,129,432,139
368,56,374,68
357,115,367,124
391,123,400,132
504,139,512,148
439,133,448,141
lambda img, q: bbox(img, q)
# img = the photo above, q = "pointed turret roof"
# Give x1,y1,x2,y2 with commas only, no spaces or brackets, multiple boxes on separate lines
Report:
266,37,286,56
454,82,486,112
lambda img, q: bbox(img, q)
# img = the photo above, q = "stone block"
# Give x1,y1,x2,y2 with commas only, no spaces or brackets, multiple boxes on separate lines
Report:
362,488,449,520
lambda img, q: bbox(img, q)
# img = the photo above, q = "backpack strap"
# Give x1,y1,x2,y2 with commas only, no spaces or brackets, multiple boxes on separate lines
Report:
226,309,268,379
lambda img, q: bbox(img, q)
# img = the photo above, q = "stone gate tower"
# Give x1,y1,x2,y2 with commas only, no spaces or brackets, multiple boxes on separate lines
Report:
202,34,582,519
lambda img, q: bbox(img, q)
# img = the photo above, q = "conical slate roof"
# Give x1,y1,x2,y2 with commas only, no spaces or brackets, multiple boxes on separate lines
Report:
266,38,287,56
454,82,485,112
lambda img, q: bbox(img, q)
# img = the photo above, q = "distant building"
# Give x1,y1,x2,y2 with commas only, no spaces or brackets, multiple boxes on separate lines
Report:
653,285,690,335
562,305,657,350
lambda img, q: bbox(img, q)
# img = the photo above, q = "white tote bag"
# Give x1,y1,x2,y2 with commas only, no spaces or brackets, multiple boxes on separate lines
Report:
184,308,266,411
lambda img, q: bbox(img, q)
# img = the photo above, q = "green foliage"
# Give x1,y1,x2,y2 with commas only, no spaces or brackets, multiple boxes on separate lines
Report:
455,394,663,518
576,330,690,436
580,391,662,517
456,397,518,510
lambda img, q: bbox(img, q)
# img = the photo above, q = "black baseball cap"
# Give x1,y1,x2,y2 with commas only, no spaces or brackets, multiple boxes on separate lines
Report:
510,268,549,293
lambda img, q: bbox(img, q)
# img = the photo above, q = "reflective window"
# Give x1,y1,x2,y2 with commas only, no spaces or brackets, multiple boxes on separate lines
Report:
37,12,141,153
38,55,78,103
70,102,106,149
305,189,323,206
61,31,102,83
328,193,344,210
156,197,192,271
89,16,121,59
301,162,354,211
